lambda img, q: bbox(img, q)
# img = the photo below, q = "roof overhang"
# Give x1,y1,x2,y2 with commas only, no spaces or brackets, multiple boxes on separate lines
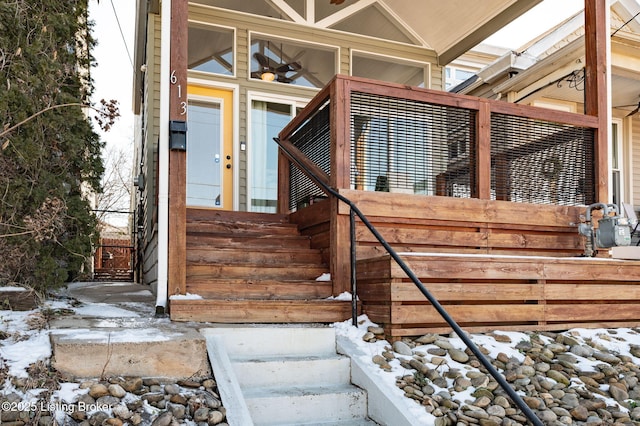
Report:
386,0,545,65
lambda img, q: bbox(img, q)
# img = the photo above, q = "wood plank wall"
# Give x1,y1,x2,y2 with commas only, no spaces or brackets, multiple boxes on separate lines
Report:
358,253,640,339
337,190,585,258
288,189,640,339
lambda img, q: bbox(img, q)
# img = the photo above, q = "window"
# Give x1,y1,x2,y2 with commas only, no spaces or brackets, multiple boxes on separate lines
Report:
188,24,234,76
250,35,336,88
611,120,623,206
352,51,427,87
445,66,475,90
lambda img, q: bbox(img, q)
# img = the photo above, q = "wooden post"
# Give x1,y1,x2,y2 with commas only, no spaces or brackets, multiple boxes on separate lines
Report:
584,0,609,202
330,77,352,295
476,100,492,199
277,149,291,214
168,0,188,295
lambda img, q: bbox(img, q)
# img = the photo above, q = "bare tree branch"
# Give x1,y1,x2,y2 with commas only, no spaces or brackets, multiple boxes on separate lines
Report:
0,99,120,143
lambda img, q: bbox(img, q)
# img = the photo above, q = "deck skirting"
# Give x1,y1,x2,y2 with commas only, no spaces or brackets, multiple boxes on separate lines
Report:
357,253,640,339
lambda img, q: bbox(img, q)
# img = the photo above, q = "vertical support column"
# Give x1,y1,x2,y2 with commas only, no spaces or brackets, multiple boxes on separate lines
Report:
168,0,188,295
475,100,492,200
584,0,610,203
330,77,352,295
277,145,291,214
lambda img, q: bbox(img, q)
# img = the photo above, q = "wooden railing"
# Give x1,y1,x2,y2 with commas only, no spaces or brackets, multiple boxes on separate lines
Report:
278,75,603,295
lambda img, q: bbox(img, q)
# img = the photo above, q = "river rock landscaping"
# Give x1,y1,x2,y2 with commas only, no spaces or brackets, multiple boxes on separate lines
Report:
359,325,640,425
1,374,227,425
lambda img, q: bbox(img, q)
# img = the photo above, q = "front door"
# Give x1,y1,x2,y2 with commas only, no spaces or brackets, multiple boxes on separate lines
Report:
186,86,233,209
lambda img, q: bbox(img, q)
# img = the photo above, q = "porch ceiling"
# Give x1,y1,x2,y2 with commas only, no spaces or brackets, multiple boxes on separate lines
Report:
189,0,542,65
380,0,543,64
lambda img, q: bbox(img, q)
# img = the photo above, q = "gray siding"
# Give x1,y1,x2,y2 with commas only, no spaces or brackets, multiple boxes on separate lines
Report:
135,13,162,288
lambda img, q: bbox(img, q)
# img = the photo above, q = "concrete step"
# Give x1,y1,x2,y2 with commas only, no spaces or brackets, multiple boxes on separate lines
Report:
243,384,368,426
201,326,337,357
232,355,351,388
267,421,378,426
202,326,376,425
50,325,209,379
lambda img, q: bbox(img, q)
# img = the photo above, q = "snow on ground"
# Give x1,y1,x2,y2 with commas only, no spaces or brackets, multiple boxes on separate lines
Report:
2,286,640,424
333,315,640,425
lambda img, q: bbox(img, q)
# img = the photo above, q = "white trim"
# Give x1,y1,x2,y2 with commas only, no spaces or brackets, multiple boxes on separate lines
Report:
350,49,431,89
315,0,377,28
624,115,634,202
187,21,237,79
191,1,432,51
529,98,576,113
372,1,427,47
156,0,171,310
187,78,241,211
611,118,624,205
305,0,314,24
268,0,305,24
186,94,226,208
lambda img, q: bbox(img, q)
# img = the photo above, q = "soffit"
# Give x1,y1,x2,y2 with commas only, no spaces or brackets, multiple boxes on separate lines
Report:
189,0,542,64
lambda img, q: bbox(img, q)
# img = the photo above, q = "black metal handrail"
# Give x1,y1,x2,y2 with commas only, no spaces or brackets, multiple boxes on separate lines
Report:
274,136,543,426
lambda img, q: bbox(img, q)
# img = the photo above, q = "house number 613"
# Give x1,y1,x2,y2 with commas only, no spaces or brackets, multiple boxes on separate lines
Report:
170,70,186,115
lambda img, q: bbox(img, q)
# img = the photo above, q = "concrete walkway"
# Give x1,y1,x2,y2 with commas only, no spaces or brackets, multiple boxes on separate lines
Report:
48,281,210,379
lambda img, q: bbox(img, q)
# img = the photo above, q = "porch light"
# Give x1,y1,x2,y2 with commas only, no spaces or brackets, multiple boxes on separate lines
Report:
261,71,275,82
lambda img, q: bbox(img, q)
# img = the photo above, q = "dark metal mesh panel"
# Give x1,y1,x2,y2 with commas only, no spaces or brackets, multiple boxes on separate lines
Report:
491,114,595,206
350,92,476,197
288,103,331,211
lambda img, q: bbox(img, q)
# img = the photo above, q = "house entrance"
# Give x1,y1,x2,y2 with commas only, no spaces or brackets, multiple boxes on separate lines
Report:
186,86,234,209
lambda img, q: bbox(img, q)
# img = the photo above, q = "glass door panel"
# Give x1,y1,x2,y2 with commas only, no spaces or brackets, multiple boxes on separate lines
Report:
250,101,292,212
187,86,233,209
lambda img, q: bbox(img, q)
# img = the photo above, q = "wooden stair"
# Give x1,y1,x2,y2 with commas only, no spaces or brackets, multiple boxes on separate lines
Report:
170,210,354,323
93,268,133,282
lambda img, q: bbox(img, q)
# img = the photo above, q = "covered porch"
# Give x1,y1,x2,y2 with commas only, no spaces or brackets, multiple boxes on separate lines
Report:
276,74,640,338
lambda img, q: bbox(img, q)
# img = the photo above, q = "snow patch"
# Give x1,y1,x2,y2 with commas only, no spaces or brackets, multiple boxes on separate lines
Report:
0,286,28,292
315,273,331,281
169,293,203,300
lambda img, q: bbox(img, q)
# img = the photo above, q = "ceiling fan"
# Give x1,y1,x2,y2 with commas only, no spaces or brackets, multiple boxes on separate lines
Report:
251,51,303,83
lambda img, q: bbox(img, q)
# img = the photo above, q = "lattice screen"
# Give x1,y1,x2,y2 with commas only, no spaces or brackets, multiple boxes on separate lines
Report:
288,103,331,211
491,114,595,206
350,92,476,198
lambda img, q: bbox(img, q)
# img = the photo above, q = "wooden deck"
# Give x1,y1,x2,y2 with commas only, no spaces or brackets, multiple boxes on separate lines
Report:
169,73,627,331
290,191,640,338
